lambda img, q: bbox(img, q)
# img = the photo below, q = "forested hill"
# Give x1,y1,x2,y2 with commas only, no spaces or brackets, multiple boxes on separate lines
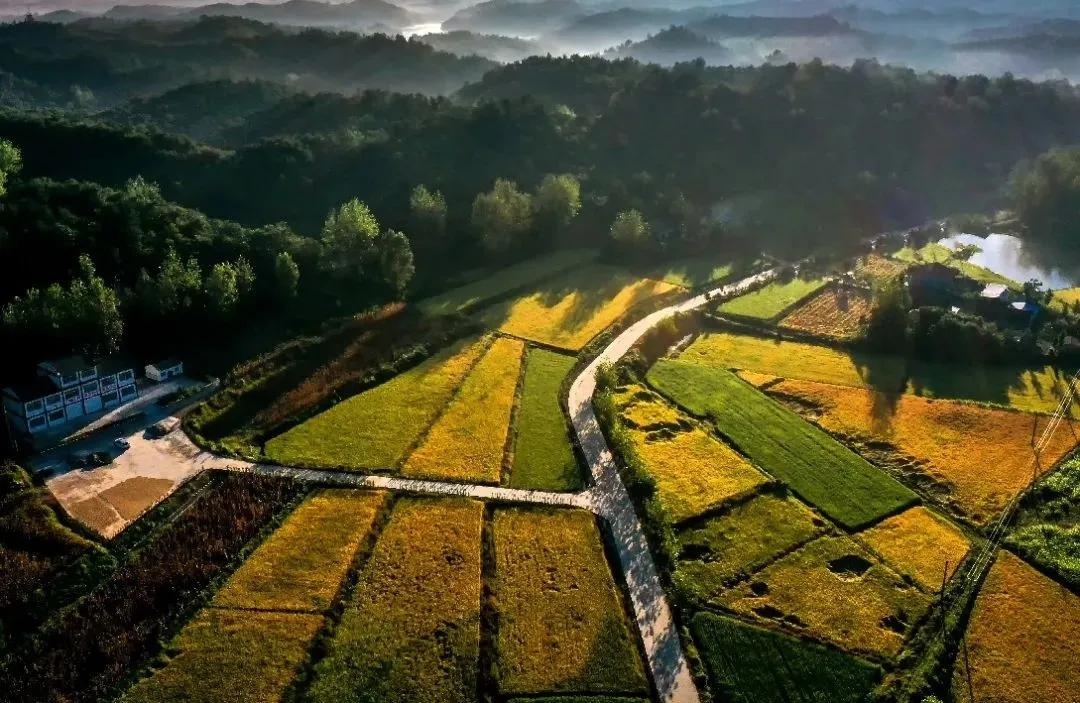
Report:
5,57,1080,256
0,16,496,109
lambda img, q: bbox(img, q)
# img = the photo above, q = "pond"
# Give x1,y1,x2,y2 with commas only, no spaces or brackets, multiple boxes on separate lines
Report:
939,233,1079,291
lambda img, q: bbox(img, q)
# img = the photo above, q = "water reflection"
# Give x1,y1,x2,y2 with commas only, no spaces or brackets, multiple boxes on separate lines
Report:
939,233,1079,290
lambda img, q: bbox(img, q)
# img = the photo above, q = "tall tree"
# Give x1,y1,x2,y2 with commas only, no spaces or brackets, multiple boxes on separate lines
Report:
273,251,300,301
609,209,650,251
378,229,415,297
533,173,581,236
409,184,447,242
471,178,533,254
320,198,380,280
205,261,240,316
0,139,21,198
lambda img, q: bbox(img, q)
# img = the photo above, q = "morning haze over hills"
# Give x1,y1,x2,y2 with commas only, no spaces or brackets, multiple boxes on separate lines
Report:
1,1,1080,703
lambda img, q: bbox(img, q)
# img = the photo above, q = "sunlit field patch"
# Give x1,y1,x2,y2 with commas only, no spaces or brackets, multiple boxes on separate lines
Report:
120,609,324,703
306,498,484,703
643,257,734,289
479,264,680,351
265,336,488,470
509,348,580,491
404,336,524,483
952,551,1080,703
779,286,873,341
691,612,881,703
718,535,933,658
419,249,597,316
717,277,827,320
894,242,1019,289
676,492,827,598
492,509,647,696
648,362,916,529
615,384,767,522
854,254,908,286
766,378,1078,525
905,360,1079,417
858,507,971,592
212,489,387,612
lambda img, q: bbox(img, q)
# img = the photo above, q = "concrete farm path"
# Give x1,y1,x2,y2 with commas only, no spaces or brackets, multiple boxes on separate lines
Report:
182,267,774,703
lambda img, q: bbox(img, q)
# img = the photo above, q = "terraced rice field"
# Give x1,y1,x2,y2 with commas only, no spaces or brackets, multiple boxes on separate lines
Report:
212,490,387,612
120,609,324,703
615,385,767,522
680,331,1074,415
648,361,917,529
952,551,1080,703
265,336,489,470
676,492,827,597
419,248,598,316
478,264,680,351
644,258,734,289
717,277,827,320
718,535,933,658
509,349,580,491
779,286,873,341
404,336,524,483
691,612,881,703
307,498,484,703
857,507,971,592
492,509,647,696
765,378,1078,524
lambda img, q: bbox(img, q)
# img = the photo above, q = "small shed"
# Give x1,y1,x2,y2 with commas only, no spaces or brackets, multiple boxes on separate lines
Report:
980,283,1011,301
145,359,184,383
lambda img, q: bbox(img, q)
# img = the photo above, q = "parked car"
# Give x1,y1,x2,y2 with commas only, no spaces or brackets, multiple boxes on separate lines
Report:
67,452,90,470
90,451,112,467
113,437,131,452
148,417,180,438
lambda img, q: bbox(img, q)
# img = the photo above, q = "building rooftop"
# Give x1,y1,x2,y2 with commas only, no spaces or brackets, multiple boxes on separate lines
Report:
39,355,92,376
147,358,183,370
980,283,1010,299
97,355,136,376
4,376,62,401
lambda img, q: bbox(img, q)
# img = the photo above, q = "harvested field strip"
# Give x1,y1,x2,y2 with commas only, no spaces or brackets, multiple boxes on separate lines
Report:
717,277,827,320
479,264,680,351
855,254,908,285
675,331,907,392
857,507,971,593
952,551,1080,703
306,498,484,703
765,378,1078,525
1,473,302,703
404,336,524,483
265,336,489,470
419,248,598,316
509,348,580,491
212,489,387,613
647,361,917,530
120,609,324,703
492,509,647,696
718,535,933,658
676,492,828,598
615,384,767,522
779,286,872,341
691,612,881,703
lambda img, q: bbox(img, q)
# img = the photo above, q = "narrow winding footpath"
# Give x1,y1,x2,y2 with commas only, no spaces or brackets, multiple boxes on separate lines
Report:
185,268,773,703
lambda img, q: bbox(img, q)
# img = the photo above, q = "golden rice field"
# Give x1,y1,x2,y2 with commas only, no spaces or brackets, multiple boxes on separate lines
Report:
615,385,767,522
212,490,386,613
306,498,484,703
266,336,489,470
479,265,679,351
854,254,908,285
779,286,873,341
719,535,933,658
677,332,907,392
952,551,1080,703
492,509,647,696
676,492,827,598
121,609,325,703
766,379,1078,525
403,336,524,483
858,507,971,593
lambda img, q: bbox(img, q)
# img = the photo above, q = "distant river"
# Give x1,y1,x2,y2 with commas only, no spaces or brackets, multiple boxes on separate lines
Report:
939,233,1079,290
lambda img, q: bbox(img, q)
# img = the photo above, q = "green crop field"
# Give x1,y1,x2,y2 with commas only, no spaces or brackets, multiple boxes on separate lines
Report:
492,509,647,696
120,609,324,703
265,336,488,470
419,249,598,316
647,361,917,529
644,257,734,289
306,498,484,703
894,242,1019,289
717,277,827,320
691,612,881,703
1005,457,1080,589
509,349,581,491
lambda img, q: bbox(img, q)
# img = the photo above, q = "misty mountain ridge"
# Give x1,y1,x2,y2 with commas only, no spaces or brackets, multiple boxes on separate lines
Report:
605,25,733,65
97,0,418,29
